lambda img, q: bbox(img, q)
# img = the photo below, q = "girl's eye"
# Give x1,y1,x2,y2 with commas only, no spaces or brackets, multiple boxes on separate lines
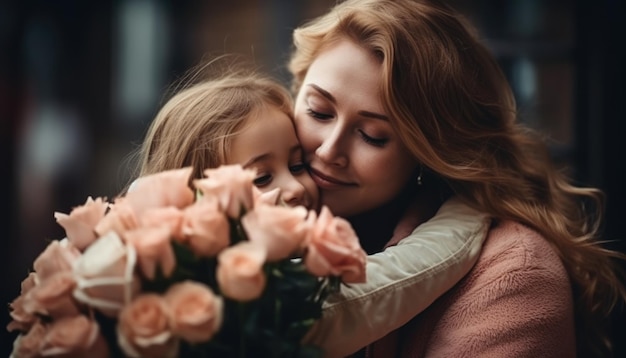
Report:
289,163,307,174
306,108,332,120
253,174,272,187
359,130,388,147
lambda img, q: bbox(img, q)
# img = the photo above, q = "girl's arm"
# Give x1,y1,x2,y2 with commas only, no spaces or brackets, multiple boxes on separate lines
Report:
303,197,491,357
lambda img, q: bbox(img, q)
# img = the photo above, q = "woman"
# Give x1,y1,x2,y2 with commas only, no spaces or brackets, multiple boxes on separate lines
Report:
288,0,626,356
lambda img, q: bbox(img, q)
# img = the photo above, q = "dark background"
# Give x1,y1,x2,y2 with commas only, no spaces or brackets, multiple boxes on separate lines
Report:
1,0,624,355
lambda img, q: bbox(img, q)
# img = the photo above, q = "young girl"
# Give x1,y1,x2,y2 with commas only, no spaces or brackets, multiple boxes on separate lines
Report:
130,69,318,210
129,65,490,355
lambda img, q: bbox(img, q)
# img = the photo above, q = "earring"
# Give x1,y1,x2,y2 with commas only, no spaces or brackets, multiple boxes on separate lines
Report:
417,165,424,186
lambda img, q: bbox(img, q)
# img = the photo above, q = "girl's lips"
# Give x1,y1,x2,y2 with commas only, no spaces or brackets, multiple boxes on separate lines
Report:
309,168,355,189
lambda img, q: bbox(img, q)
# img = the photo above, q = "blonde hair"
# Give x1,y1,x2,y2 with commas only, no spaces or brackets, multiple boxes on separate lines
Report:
131,60,294,187
289,0,625,356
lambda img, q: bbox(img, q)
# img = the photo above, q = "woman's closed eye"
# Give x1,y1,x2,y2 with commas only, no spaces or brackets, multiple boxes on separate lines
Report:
306,106,388,147
306,108,332,120
359,130,388,147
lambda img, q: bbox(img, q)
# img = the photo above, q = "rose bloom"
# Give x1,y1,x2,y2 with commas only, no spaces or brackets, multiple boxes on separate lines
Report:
32,239,81,282
241,204,310,261
304,206,367,283
216,241,267,301
164,281,223,343
54,196,109,251
179,199,230,257
73,231,140,317
20,272,38,293
140,206,185,240
117,293,178,358
124,225,176,280
10,320,46,358
7,273,40,332
7,298,36,333
252,187,280,206
22,272,81,319
94,197,139,238
39,315,109,358
193,164,256,219
124,167,195,217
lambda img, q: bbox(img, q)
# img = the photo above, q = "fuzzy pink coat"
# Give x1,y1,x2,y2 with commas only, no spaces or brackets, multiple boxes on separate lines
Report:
363,220,576,358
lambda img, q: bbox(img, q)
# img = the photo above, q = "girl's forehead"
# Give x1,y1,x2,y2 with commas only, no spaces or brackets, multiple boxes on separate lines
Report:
227,107,300,167
238,106,297,142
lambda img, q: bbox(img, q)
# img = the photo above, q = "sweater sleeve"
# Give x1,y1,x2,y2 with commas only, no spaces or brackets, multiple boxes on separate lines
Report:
302,197,491,357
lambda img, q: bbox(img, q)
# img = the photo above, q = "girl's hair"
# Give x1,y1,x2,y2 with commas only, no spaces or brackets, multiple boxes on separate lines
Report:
289,0,625,356
129,59,294,188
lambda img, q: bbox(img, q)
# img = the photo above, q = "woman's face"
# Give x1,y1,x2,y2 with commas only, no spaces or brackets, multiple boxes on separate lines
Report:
293,38,418,217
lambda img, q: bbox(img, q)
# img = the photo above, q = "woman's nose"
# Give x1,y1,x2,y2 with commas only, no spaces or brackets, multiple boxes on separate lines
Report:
315,126,348,167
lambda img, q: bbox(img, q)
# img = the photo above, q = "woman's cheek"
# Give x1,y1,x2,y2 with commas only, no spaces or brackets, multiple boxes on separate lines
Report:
294,121,318,155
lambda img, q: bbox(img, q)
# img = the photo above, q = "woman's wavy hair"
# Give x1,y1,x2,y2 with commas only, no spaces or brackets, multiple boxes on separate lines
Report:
289,0,625,356
126,57,294,190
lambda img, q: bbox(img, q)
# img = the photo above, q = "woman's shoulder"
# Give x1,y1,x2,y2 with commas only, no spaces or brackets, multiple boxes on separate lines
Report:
397,220,577,358
464,219,571,293
483,220,562,264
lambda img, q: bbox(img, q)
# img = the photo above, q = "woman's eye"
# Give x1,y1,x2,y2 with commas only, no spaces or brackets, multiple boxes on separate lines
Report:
306,108,332,120
253,174,272,187
359,130,388,147
289,163,307,174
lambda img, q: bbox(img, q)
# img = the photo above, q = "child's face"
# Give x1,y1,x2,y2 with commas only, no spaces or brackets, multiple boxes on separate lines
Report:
228,105,319,210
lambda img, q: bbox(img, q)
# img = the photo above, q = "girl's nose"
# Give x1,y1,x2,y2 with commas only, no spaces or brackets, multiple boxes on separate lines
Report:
280,176,308,207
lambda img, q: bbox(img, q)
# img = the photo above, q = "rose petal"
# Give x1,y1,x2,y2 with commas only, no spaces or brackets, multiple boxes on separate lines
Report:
216,242,267,301
164,281,223,343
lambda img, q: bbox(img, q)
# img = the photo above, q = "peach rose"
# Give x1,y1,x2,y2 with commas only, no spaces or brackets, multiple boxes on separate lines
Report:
252,187,281,206
117,293,178,358
7,273,40,332
179,199,230,257
39,315,109,358
22,272,81,319
94,198,139,237
54,196,109,251
20,272,38,293
304,206,367,283
7,297,35,333
241,204,310,261
73,231,140,317
140,206,184,240
164,281,223,343
124,167,195,217
32,239,81,282
216,241,267,301
10,320,46,358
194,164,256,219
124,225,176,280
7,298,37,333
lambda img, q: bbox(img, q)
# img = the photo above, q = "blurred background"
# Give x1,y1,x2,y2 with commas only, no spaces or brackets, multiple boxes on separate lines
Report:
1,0,624,355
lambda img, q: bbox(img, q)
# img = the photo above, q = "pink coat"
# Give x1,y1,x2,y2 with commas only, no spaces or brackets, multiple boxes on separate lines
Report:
364,220,576,357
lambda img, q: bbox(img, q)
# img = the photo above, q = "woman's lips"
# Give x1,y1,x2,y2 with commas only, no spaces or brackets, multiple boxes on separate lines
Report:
309,168,355,189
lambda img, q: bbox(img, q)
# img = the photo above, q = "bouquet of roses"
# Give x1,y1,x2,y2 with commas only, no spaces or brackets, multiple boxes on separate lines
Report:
6,165,367,358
